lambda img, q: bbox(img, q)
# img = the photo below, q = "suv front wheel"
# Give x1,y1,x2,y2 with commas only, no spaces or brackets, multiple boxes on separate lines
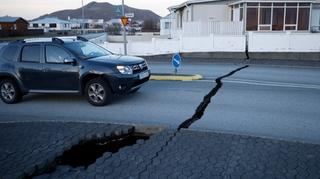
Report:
85,78,112,106
0,79,22,104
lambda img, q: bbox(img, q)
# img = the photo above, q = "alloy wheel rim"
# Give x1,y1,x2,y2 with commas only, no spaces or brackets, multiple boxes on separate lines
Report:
88,83,105,103
1,83,15,101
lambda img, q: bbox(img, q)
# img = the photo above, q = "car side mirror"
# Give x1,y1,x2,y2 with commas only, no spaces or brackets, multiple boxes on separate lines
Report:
63,58,76,65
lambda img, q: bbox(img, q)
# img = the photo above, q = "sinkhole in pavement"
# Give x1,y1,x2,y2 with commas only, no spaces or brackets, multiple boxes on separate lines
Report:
58,132,150,168
28,131,150,178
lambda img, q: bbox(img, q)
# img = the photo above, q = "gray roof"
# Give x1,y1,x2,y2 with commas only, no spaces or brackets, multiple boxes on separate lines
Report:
30,17,70,24
0,16,24,23
162,14,176,19
169,0,222,10
169,0,317,10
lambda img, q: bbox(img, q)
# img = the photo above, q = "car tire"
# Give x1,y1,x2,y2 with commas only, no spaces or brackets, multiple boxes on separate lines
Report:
130,87,141,93
85,78,112,106
0,79,22,104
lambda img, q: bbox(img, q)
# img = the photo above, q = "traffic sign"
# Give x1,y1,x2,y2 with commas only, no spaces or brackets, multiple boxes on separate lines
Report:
125,13,134,18
115,6,122,15
172,53,181,74
121,16,129,26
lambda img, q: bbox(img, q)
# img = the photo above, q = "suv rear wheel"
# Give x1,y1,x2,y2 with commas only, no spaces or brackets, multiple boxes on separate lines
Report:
0,79,22,104
85,78,112,106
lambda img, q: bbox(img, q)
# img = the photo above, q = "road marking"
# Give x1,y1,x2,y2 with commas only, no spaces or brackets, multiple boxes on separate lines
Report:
195,79,320,90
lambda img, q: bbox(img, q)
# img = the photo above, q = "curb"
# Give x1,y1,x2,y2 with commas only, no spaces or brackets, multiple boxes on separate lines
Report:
150,74,203,81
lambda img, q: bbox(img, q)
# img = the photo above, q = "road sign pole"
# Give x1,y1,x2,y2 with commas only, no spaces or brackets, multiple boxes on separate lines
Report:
122,0,127,55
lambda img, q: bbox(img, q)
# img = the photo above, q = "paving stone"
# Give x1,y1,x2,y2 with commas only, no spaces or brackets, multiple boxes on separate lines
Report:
0,121,133,178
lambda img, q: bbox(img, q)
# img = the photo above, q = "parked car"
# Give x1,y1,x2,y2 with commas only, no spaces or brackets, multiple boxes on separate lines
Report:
0,36,150,106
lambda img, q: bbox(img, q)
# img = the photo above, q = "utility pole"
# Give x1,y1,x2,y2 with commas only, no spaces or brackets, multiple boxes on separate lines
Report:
122,0,127,55
82,0,85,35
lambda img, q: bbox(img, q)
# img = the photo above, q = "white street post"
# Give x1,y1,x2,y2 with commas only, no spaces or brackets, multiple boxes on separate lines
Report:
122,0,127,55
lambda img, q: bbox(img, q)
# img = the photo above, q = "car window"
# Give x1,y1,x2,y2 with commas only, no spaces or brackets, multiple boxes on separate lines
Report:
1,45,19,61
21,45,41,63
46,45,70,63
64,42,111,60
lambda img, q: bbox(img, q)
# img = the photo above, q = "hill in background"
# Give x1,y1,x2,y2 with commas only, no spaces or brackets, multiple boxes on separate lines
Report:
35,1,161,22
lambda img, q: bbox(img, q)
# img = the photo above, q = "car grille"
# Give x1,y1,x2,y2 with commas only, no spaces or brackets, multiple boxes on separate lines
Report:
132,62,148,74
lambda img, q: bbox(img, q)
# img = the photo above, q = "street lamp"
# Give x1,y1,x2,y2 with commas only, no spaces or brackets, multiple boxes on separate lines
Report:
122,0,127,55
82,0,85,35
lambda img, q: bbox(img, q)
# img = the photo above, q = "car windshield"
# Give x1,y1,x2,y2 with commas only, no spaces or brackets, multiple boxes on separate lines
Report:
64,41,112,60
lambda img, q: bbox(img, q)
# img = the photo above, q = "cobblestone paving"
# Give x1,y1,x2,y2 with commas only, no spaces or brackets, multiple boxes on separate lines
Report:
0,122,134,179
36,129,320,179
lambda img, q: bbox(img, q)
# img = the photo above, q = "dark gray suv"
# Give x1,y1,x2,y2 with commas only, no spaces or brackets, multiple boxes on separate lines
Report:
0,36,150,106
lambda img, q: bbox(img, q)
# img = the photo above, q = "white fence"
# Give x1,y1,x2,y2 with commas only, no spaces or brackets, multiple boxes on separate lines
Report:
103,34,246,56
101,31,320,56
173,21,243,37
248,32,320,52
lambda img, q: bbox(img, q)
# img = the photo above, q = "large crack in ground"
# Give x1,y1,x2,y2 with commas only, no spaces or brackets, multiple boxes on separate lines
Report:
178,65,249,130
138,65,249,177
27,66,250,178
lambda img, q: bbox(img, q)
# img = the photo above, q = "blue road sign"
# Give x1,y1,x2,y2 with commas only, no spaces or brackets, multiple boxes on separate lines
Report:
116,6,122,16
172,53,181,69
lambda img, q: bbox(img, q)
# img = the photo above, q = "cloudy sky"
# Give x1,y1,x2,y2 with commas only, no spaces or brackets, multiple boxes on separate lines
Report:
0,0,186,20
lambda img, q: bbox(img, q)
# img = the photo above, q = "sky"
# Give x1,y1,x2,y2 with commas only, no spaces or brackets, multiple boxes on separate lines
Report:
0,0,186,20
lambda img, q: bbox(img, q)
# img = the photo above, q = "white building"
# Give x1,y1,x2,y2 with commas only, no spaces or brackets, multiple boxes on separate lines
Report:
29,17,71,32
160,14,176,36
69,18,104,29
165,0,320,37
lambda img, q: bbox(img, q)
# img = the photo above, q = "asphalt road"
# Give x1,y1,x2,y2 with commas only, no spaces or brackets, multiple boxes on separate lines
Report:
0,62,320,144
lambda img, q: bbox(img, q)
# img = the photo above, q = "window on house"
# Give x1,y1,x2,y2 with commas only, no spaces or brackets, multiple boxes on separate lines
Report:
298,8,310,30
272,8,284,30
231,6,234,21
259,8,271,25
246,8,258,30
42,24,45,26
13,24,17,30
240,8,243,21
246,2,309,32
165,22,171,29
285,7,297,30
33,24,38,28
49,23,57,28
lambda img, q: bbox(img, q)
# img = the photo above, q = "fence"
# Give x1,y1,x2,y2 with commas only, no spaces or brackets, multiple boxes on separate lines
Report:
248,32,320,52
172,21,243,37
103,34,246,56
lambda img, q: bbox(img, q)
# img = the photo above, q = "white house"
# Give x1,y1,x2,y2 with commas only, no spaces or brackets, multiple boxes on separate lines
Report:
166,0,320,37
29,17,71,32
160,14,176,36
69,18,104,29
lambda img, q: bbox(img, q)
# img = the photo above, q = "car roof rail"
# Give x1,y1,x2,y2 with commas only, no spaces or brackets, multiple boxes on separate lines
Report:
52,37,64,44
76,36,89,42
9,40,26,44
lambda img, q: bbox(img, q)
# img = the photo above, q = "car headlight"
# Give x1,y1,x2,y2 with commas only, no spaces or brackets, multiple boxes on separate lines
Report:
117,65,133,75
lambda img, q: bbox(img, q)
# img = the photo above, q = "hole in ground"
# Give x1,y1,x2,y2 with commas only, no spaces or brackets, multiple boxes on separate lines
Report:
27,132,150,178
59,132,149,168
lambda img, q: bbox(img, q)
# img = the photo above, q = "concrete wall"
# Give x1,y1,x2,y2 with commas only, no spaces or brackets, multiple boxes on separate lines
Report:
248,32,320,52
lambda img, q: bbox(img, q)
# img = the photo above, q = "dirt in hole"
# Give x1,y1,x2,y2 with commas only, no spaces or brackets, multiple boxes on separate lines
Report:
58,132,149,168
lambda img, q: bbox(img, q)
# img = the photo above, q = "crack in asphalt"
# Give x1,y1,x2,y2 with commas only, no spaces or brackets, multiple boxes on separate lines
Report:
138,65,249,177
178,65,249,130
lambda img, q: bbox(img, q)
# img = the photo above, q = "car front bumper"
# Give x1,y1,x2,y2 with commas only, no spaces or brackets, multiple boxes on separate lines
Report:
107,70,151,94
